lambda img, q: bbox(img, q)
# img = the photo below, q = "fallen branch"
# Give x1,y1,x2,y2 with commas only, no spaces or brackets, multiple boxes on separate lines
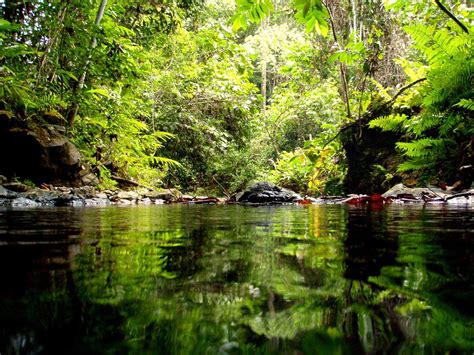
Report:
444,190,474,201
212,176,231,198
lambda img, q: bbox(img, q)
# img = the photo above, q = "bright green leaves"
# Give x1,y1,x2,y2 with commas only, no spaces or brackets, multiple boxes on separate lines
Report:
455,99,474,111
292,0,329,35
144,27,259,192
231,0,274,31
369,114,408,132
328,38,366,65
370,9,473,177
231,0,328,36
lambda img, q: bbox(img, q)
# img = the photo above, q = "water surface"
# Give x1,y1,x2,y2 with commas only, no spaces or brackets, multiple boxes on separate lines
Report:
0,204,472,353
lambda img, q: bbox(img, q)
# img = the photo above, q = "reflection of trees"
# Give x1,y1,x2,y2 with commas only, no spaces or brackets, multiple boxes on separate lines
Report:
0,208,85,354
343,206,398,282
0,206,473,353
368,207,474,352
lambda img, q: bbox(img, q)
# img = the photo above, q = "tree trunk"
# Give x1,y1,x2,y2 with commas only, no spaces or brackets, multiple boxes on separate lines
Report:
67,0,108,127
261,19,268,112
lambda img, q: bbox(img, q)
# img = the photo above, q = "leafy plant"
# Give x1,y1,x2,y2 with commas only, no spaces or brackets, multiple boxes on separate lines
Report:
370,21,473,180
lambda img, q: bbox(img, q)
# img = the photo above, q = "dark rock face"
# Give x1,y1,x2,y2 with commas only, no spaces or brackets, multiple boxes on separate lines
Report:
0,122,95,186
341,123,402,194
235,182,301,203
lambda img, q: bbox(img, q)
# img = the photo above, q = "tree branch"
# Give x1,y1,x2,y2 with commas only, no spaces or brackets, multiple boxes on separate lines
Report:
389,77,427,104
322,78,427,148
323,0,352,119
434,0,469,34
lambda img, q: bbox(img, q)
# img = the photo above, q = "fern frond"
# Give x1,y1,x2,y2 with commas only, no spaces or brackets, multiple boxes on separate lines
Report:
397,159,433,172
369,113,406,132
146,156,182,167
396,138,445,158
423,88,448,107
439,113,463,136
152,131,175,140
409,114,440,136
455,99,474,111
405,25,471,66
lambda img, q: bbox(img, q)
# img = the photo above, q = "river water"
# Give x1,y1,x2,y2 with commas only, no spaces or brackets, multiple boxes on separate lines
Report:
0,204,472,354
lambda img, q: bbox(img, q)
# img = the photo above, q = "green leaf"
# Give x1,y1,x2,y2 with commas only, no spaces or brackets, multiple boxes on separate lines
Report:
86,88,111,98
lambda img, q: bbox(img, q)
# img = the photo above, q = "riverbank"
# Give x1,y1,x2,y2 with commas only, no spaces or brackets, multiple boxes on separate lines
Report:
1,180,472,208
0,183,182,207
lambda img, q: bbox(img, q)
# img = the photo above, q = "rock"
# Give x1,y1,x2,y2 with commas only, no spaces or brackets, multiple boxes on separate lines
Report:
11,197,40,207
84,198,110,206
144,189,180,201
72,186,96,198
3,182,31,192
17,190,61,204
235,182,301,203
382,183,448,199
46,124,66,135
0,175,7,184
79,171,99,186
116,199,134,205
116,191,140,200
53,192,75,206
0,186,17,198
67,199,87,207
96,192,108,199
446,195,473,204
103,190,116,198
0,122,94,186
341,119,403,194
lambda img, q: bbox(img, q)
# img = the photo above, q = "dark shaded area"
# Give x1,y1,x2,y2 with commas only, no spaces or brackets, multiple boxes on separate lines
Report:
0,120,92,186
343,207,399,281
341,122,402,194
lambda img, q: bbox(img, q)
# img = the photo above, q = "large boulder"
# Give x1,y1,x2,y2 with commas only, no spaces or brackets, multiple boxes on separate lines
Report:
0,122,96,186
235,182,301,203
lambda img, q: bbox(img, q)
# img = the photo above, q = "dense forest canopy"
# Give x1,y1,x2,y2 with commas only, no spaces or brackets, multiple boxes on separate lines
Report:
0,0,472,194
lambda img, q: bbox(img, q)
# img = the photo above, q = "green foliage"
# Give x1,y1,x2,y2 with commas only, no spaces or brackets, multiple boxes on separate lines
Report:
269,142,346,195
231,0,328,35
147,27,259,192
371,18,473,179
231,0,274,31
2,0,472,191
0,0,205,187
369,113,407,132
292,0,329,35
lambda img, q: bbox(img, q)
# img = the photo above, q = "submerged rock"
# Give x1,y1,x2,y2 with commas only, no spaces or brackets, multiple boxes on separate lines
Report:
235,182,301,203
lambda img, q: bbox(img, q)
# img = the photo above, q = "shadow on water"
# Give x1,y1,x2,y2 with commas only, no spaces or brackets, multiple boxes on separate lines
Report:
0,204,472,353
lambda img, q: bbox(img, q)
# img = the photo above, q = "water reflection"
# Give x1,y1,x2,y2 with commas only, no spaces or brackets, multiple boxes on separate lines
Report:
0,205,472,353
